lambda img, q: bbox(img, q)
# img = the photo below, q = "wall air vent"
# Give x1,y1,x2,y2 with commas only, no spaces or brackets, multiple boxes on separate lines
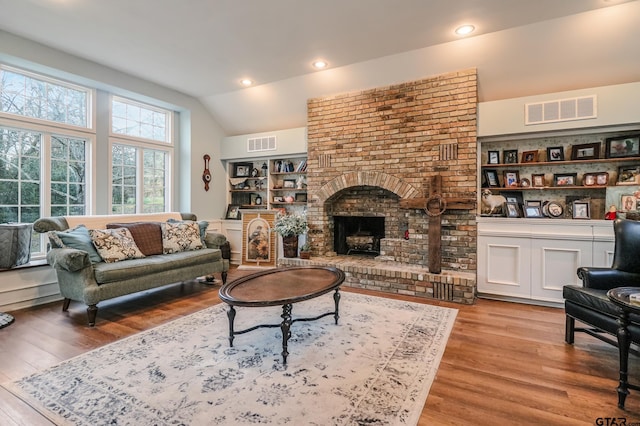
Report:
525,95,596,125
247,136,276,152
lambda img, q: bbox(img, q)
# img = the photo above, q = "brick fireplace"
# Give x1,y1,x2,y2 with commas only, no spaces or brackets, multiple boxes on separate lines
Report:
285,69,478,304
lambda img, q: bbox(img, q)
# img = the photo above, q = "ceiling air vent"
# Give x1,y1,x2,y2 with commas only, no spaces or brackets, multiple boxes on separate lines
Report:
525,95,596,125
247,136,276,152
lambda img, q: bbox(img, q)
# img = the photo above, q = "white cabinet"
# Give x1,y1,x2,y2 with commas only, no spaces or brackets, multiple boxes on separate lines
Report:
477,218,614,305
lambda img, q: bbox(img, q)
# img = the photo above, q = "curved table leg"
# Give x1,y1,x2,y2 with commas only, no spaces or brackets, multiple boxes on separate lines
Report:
227,306,236,347
616,309,631,409
281,303,292,364
333,289,341,325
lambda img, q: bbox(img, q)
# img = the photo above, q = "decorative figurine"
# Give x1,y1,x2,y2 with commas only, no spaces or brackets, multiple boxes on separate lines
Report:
605,204,617,220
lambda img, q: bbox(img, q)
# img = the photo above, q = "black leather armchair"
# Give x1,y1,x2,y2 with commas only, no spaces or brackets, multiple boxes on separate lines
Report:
563,218,640,347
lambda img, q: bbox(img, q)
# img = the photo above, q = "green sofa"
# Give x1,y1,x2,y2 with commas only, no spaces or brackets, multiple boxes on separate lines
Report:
33,212,229,326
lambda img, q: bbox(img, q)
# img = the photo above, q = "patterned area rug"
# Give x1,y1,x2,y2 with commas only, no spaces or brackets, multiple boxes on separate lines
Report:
3,292,457,425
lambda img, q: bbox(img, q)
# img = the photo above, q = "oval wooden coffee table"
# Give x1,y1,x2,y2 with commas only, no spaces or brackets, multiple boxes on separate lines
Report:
218,266,345,365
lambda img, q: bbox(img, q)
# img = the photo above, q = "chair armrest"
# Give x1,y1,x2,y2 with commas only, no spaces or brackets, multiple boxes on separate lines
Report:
46,247,92,272
577,267,640,291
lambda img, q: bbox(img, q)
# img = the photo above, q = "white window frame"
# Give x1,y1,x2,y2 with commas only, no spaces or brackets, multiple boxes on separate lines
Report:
109,95,172,144
0,64,96,133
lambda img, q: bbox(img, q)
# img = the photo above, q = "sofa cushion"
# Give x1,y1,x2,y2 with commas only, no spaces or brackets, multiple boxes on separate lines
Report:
89,228,146,263
161,221,203,253
93,248,222,284
53,225,103,264
107,222,163,256
168,219,208,245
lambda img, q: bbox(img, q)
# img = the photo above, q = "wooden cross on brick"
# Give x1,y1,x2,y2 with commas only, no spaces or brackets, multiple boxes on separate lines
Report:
399,175,475,274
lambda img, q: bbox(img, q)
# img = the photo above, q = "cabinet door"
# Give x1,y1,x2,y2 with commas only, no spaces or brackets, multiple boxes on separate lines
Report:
530,238,590,302
222,220,243,265
478,235,531,298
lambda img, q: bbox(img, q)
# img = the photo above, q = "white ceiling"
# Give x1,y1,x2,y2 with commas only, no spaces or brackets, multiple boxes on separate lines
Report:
0,0,638,135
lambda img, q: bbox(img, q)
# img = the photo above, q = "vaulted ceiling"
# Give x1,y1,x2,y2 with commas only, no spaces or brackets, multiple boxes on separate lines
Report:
0,0,638,135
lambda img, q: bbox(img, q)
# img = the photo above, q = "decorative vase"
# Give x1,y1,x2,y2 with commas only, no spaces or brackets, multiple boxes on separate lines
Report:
282,235,298,258
299,251,311,259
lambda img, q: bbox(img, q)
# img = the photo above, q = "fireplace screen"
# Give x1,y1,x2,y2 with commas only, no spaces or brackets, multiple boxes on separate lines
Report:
333,216,384,255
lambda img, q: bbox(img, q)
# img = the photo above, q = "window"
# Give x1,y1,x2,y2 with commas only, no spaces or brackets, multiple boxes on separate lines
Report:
110,97,172,214
0,126,89,254
0,66,91,129
111,143,169,214
111,96,169,142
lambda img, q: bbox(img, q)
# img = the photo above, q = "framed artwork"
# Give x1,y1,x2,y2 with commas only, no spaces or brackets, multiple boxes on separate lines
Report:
621,195,638,212
553,173,577,187
596,172,609,186
572,201,591,219
618,166,640,184
521,150,538,163
233,162,253,178
273,196,284,202
503,170,520,188
582,173,597,186
501,191,524,207
225,204,241,220
532,174,546,187
241,210,277,267
483,169,500,187
519,178,531,188
283,179,296,188
547,202,564,218
546,146,565,162
295,193,307,202
605,134,640,158
487,150,500,164
523,205,543,218
506,202,520,218
503,149,519,164
571,142,600,160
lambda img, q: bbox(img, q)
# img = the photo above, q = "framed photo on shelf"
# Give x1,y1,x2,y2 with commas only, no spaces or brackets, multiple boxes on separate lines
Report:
294,193,307,202
621,195,638,212
605,134,640,158
520,178,531,188
596,172,609,186
617,166,640,184
572,201,591,219
503,149,518,164
523,205,543,218
225,204,241,220
571,142,600,160
273,196,284,202
553,172,577,187
487,150,500,164
582,173,597,186
483,169,500,187
546,146,565,161
525,200,542,208
503,170,520,188
521,150,538,163
532,174,546,187
506,202,520,218
283,179,296,188
547,202,564,218
233,162,253,178
501,191,524,207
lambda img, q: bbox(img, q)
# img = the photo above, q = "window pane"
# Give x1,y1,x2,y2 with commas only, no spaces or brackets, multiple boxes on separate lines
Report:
50,136,87,218
0,67,90,128
111,96,169,143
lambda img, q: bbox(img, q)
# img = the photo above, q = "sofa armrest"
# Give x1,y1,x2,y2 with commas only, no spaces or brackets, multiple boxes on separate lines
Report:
205,232,230,260
577,267,640,291
46,247,92,272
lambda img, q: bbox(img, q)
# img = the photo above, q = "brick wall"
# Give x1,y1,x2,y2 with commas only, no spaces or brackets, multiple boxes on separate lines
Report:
306,69,478,274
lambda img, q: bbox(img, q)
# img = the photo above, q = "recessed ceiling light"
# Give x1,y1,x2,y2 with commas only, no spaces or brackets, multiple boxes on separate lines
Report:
240,78,253,87
455,25,475,36
312,60,328,70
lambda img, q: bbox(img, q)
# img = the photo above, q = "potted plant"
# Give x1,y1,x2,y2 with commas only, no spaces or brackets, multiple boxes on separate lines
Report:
273,212,308,258
299,241,311,259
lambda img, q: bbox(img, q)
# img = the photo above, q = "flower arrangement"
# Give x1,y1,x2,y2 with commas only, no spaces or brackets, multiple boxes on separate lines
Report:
273,212,308,237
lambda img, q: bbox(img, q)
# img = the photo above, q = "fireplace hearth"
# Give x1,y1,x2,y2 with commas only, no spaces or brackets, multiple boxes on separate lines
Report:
334,216,384,256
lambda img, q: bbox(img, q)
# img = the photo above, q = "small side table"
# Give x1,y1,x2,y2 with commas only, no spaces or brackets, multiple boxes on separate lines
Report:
607,287,640,409
0,312,15,329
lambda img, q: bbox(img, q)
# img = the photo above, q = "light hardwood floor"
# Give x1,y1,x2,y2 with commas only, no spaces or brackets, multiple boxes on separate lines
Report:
1,267,639,425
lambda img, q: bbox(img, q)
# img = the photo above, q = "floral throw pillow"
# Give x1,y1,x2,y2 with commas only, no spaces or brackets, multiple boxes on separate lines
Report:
161,221,204,254
89,228,145,263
